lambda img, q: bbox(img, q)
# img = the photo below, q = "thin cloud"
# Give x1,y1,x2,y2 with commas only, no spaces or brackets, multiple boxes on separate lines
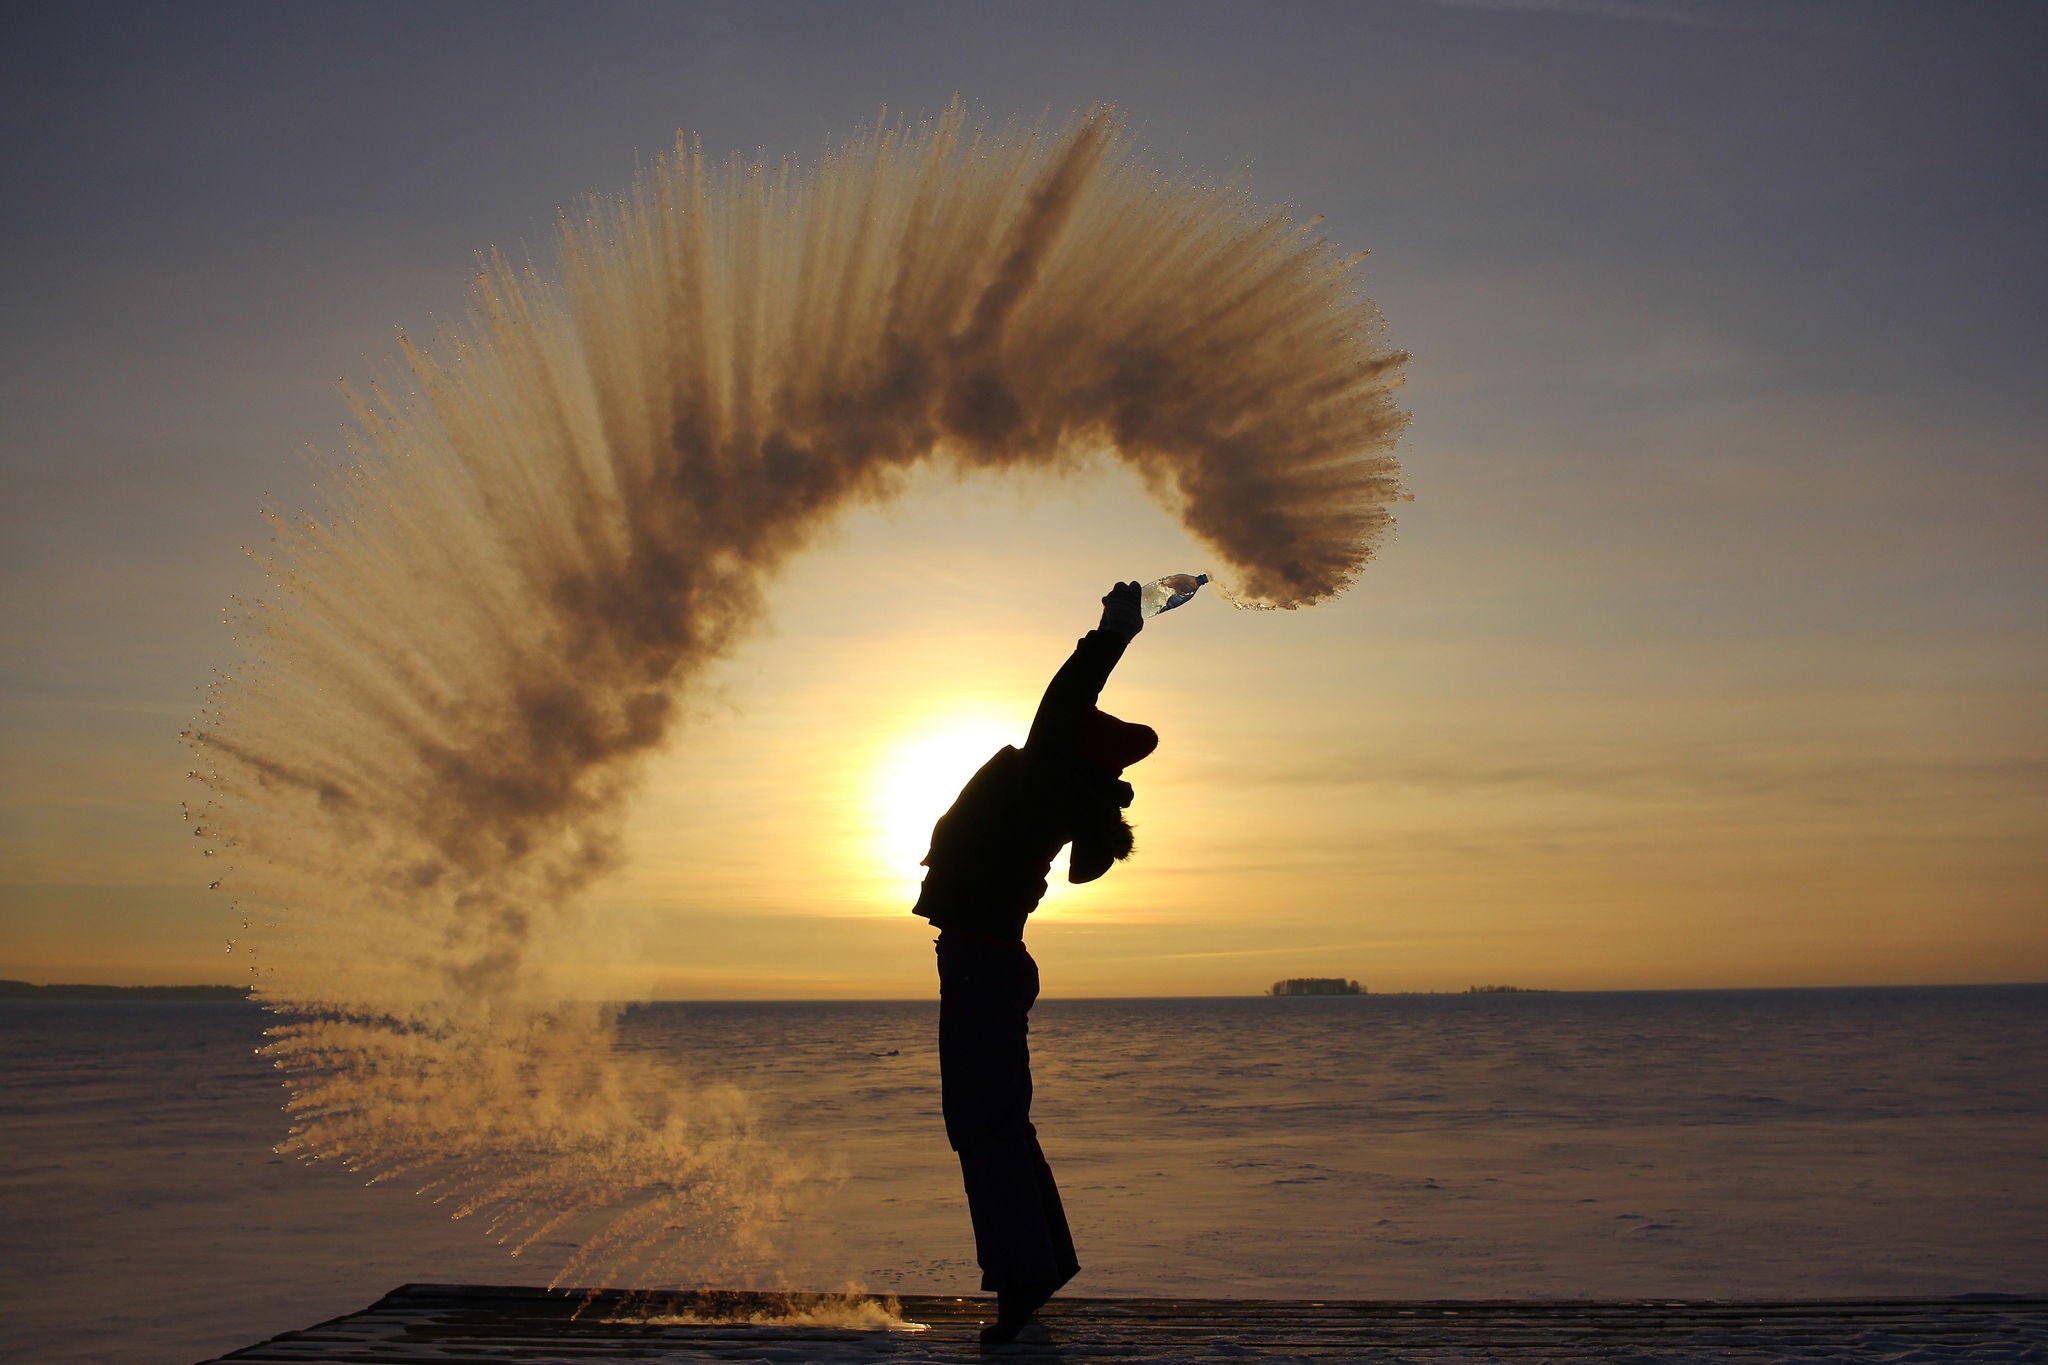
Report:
1413,0,1841,30
1174,753,2048,803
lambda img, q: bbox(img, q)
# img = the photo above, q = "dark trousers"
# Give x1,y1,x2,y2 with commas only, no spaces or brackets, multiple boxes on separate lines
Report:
936,932,1080,1295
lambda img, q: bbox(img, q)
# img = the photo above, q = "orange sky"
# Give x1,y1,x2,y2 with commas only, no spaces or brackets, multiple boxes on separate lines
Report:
553,466,2045,998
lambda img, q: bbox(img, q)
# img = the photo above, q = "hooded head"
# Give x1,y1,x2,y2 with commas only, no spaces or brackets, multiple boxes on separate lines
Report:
1068,708,1157,883
1075,707,1158,776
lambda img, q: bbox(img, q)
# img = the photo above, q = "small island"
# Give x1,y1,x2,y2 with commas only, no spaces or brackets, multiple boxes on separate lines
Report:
1268,977,1364,996
1465,984,1555,994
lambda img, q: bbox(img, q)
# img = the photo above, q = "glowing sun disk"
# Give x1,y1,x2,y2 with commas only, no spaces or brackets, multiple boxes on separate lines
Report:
871,713,1021,894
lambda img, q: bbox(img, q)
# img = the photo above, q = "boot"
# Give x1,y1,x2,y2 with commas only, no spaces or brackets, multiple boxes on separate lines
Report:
979,1280,1058,1347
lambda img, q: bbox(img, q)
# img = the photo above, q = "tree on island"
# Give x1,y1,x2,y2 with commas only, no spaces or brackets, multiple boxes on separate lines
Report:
1268,977,1363,996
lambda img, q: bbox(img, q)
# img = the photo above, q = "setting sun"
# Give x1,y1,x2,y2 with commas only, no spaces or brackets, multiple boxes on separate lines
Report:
869,712,1023,901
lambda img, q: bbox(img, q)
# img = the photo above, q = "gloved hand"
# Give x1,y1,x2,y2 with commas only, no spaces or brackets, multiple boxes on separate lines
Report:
1098,581,1143,640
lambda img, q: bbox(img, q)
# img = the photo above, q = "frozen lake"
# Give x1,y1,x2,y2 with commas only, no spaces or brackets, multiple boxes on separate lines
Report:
3,985,2043,1363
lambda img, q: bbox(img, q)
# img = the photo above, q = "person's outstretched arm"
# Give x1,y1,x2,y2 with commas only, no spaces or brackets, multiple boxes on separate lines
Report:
1024,581,1143,758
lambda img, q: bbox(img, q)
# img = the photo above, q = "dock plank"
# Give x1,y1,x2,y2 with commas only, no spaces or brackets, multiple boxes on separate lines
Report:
202,1284,2048,1363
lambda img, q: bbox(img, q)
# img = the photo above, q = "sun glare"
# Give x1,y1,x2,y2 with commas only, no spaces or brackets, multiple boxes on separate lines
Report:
871,712,1024,900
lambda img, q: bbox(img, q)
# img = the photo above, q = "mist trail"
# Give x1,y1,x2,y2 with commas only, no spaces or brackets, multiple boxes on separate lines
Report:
187,102,1408,1286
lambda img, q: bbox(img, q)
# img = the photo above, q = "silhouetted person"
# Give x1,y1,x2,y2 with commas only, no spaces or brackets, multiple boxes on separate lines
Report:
913,581,1158,1346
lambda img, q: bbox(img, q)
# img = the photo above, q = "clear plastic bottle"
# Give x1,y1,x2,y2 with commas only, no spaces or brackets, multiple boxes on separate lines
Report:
1141,573,1210,618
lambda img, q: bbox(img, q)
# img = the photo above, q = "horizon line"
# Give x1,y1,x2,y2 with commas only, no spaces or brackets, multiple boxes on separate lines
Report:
7,978,2046,1002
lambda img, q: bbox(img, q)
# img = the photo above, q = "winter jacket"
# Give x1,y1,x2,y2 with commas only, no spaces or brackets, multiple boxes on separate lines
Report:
912,629,1136,939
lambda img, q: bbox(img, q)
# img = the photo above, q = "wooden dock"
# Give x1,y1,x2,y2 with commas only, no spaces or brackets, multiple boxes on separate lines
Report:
203,1283,2046,1362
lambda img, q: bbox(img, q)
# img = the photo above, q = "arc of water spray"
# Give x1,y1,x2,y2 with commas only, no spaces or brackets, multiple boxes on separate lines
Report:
187,101,1408,1286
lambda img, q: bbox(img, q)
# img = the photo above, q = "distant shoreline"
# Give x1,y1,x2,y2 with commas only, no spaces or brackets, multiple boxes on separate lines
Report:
0,980,251,1002
4,980,2042,1005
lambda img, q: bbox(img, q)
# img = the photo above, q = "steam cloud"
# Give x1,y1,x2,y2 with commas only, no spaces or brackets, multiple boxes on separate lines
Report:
187,103,1408,1285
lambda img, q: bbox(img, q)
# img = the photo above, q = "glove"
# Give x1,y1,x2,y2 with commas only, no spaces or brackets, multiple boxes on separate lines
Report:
1098,581,1143,640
